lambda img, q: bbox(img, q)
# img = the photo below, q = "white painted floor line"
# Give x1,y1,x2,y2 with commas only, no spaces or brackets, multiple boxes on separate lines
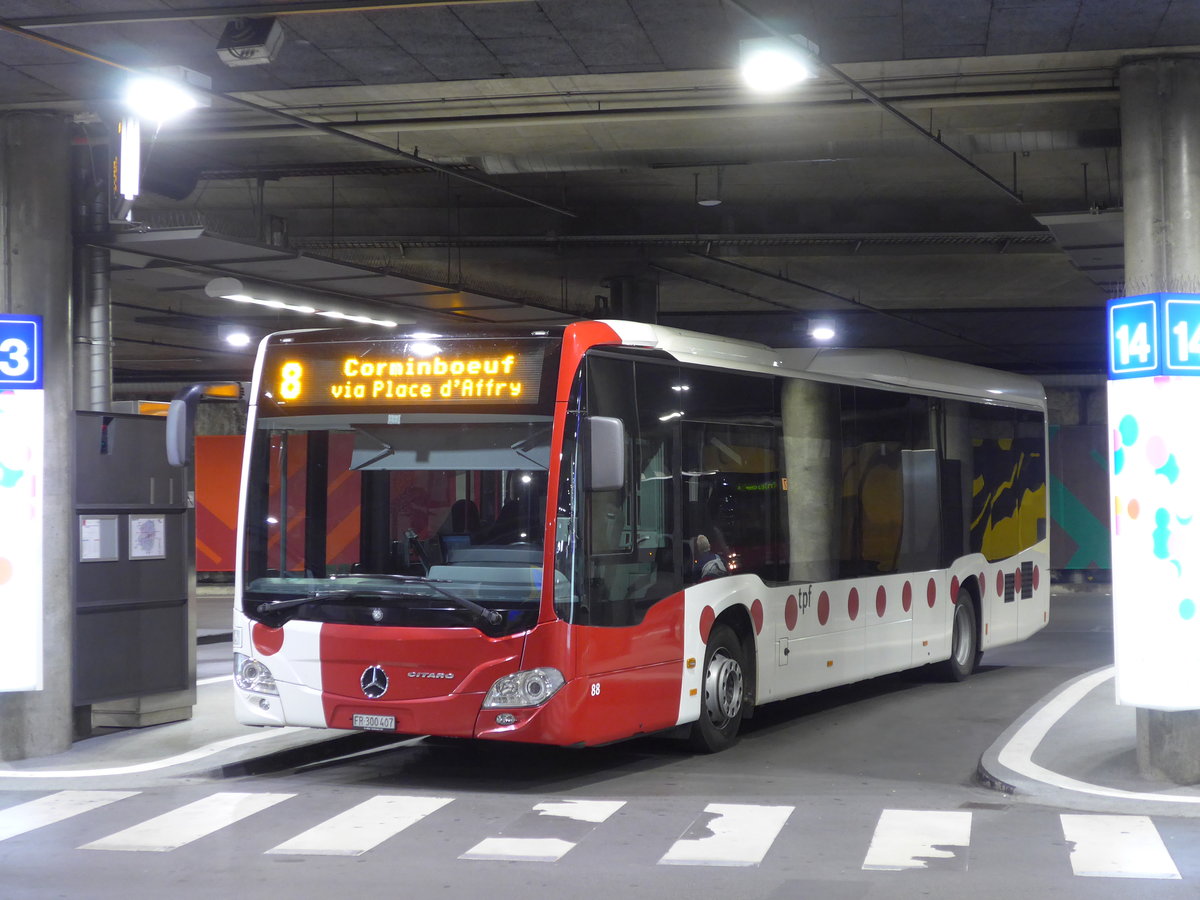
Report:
79,791,293,852
461,798,626,862
197,674,233,686
0,790,139,842
0,728,308,780
267,795,453,856
862,809,972,871
995,666,1200,805
659,803,793,867
1061,814,1181,879
461,837,576,862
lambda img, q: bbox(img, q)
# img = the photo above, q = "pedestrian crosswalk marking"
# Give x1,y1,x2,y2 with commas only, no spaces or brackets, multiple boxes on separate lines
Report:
659,803,793,867
0,790,138,843
1061,814,1181,879
79,791,293,852
461,799,625,862
267,795,454,856
0,788,1194,881
862,809,972,871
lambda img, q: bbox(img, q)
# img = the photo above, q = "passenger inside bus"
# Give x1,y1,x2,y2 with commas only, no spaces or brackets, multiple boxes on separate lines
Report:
438,498,481,538
691,533,728,581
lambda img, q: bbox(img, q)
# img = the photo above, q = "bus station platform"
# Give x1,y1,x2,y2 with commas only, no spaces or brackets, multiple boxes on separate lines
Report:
2,586,1200,816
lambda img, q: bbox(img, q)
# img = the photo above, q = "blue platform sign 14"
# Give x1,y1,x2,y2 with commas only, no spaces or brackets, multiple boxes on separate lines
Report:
1108,295,1159,378
1165,297,1200,374
0,314,43,389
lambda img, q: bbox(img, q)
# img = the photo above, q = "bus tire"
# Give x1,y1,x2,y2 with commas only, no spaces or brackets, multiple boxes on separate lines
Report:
940,592,979,682
689,623,746,753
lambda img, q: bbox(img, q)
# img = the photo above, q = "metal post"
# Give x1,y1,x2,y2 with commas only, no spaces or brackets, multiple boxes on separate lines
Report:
72,140,111,412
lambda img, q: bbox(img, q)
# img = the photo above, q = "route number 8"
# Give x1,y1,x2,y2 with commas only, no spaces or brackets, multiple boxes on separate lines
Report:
279,361,303,399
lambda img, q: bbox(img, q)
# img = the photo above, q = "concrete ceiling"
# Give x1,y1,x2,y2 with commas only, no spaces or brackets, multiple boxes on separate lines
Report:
2,0,1197,387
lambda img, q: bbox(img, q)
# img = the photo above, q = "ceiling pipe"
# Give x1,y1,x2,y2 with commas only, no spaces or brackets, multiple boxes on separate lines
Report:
0,16,577,219
153,87,1119,145
6,1,534,28
723,0,1027,206
688,251,1041,365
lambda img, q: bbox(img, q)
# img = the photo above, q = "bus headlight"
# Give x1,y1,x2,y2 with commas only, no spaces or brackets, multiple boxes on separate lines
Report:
235,653,278,695
482,667,564,708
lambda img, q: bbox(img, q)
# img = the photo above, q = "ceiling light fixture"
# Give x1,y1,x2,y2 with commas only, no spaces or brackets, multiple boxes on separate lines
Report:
739,34,819,93
205,277,412,329
219,325,253,348
808,319,836,341
124,66,211,123
695,168,723,207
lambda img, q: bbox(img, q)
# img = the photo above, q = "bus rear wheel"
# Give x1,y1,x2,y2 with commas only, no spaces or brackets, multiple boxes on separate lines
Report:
689,623,746,752
939,592,980,682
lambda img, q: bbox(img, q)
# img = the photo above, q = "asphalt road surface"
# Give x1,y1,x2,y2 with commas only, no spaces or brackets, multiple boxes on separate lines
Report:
10,588,1197,899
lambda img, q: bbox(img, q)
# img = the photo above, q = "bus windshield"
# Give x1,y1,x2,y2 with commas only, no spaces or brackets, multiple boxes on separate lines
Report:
240,414,553,636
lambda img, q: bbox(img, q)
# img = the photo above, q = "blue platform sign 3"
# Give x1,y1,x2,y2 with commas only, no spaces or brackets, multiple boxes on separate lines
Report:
0,314,43,389
1108,296,1159,378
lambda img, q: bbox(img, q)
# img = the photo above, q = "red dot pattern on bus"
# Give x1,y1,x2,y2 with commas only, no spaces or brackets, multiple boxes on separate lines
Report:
751,599,764,634
694,563,1040,644
253,622,284,656
785,594,798,630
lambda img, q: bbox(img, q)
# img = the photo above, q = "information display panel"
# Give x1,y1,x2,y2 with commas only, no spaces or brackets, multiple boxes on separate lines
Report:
1108,293,1200,710
257,335,557,417
0,313,44,692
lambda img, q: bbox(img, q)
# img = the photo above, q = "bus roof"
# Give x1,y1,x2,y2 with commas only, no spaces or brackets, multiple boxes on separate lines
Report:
597,320,1046,411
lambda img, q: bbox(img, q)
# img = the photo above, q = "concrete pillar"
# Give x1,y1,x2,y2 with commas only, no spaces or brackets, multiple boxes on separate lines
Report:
781,379,839,582
0,112,75,760
1122,57,1200,295
1120,56,1200,783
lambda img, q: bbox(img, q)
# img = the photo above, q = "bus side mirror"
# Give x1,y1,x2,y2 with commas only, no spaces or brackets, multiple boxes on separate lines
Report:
585,415,625,492
166,382,247,467
165,395,195,467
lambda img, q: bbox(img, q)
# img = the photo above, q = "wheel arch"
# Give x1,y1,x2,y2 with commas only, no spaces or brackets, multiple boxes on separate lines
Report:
714,603,758,717
958,574,983,648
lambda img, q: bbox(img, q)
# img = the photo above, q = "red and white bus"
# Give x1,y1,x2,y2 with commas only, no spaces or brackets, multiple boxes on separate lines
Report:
229,320,1049,751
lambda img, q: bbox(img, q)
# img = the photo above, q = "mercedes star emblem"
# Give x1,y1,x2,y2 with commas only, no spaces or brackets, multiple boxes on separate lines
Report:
360,665,389,699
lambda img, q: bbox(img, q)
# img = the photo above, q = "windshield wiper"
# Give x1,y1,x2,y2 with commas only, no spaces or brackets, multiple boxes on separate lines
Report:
254,576,504,629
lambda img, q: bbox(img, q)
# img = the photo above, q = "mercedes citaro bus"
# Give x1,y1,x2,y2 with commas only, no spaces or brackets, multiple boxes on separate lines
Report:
186,320,1048,751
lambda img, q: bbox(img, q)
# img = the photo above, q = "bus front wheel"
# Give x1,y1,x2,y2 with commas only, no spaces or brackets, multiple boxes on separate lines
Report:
940,593,980,682
689,623,746,752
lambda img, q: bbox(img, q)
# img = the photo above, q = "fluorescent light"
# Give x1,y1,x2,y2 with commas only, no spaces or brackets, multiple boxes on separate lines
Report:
205,277,409,329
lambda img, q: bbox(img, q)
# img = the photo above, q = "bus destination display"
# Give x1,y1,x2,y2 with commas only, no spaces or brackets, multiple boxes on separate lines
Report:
266,341,545,408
